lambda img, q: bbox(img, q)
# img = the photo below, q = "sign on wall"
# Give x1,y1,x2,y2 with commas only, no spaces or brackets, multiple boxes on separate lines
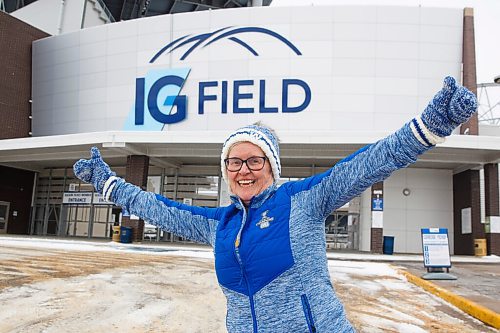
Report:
461,207,472,234
62,192,113,205
31,6,464,136
124,27,312,131
488,216,500,233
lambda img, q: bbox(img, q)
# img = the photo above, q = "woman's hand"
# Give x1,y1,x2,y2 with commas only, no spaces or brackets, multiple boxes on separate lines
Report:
73,147,116,193
420,76,477,138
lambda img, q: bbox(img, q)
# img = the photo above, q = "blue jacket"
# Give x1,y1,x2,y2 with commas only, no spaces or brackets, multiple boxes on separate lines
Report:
109,123,430,332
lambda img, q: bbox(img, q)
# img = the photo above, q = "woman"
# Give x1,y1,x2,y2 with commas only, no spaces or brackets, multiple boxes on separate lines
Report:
74,76,476,332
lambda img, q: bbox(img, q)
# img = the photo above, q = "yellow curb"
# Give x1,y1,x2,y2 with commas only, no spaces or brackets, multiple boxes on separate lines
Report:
398,269,500,329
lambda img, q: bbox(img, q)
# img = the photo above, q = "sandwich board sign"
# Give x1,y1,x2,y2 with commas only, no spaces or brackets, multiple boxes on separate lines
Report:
420,228,456,280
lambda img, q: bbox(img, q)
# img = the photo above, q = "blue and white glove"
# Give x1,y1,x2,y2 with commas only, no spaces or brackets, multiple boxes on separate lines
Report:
73,147,117,199
411,76,477,146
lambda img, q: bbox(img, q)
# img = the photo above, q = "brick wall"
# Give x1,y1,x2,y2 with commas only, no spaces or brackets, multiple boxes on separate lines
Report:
370,182,384,253
484,163,500,255
0,12,49,139
460,8,478,135
453,170,482,255
370,228,383,253
121,155,150,242
484,164,499,216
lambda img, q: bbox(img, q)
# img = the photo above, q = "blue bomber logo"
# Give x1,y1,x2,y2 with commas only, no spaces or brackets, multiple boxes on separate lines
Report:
127,26,311,130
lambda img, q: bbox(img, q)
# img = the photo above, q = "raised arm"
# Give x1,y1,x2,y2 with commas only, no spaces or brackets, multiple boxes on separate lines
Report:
73,148,220,246
288,76,477,219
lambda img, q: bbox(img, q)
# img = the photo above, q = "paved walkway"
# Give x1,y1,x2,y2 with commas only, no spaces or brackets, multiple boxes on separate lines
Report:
326,250,500,329
1,235,499,331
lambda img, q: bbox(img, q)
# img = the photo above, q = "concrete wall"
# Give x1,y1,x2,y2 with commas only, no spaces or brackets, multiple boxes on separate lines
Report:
384,169,453,253
359,169,453,254
31,5,464,138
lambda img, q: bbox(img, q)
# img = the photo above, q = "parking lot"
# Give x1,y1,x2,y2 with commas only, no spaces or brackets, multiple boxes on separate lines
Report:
0,236,497,332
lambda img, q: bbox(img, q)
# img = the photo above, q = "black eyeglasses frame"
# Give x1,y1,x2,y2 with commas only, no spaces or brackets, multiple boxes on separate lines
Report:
224,156,267,172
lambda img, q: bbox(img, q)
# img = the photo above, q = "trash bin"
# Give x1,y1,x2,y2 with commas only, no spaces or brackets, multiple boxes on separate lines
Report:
474,238,487,256
120,226,133,243
112,226,121,242
383,236,394,255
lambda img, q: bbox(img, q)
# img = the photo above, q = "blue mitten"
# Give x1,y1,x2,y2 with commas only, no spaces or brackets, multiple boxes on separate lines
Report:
420,76,477,138
73,147,116,194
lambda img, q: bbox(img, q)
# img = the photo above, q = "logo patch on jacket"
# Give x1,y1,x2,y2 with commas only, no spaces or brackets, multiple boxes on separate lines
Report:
256,210,274,229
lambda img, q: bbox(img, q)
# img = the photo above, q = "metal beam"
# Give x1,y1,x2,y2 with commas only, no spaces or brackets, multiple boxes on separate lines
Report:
102,142,180,168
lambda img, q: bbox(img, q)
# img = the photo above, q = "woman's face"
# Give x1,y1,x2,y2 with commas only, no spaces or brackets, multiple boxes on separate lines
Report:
226,142,274,206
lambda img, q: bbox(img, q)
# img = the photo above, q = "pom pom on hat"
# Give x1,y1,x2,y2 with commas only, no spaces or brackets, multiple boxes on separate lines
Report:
221,124,281,184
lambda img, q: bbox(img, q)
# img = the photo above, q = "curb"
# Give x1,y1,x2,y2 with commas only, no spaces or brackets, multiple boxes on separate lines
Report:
398,269,500,329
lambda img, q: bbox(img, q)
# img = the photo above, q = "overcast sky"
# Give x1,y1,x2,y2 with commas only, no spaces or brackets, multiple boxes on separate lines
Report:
271,0,500,121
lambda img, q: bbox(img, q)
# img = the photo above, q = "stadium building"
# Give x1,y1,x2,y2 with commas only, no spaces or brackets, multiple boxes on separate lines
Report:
0,0,499,255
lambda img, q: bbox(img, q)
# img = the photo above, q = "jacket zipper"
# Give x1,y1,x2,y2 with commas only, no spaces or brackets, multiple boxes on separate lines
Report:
233,206,258,332
301,295,316,333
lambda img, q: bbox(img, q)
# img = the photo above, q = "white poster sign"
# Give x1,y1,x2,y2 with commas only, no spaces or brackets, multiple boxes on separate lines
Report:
490,216,500,233
461,207,472,234
421,228,452,268
63,192,92,204
63,192,113,205
92,193,114,205
371,211,383,228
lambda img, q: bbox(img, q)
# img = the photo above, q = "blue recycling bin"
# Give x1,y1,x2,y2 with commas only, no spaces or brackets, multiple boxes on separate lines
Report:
120,226,133,243
383,236,394,255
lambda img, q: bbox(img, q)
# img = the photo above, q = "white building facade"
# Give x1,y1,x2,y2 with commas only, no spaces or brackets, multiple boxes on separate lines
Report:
1,5,500,254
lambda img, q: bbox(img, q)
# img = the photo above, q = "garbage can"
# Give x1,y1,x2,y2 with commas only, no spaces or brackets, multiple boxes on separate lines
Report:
112,226,121,242
474,238,487,256
120,226,133,243
383,236,394,255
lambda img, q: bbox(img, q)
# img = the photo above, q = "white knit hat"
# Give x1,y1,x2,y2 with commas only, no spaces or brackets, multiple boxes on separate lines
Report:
221,124,281,184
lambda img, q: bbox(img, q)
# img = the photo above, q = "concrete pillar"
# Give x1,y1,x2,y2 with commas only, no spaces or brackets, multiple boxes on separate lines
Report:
453,170,483,255
121,155,149,242
484,163,500,255
370,182,384,253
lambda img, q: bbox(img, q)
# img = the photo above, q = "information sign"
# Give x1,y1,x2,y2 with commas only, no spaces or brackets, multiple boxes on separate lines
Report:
63,192,92,204
63,192,113,205
421,228,452,268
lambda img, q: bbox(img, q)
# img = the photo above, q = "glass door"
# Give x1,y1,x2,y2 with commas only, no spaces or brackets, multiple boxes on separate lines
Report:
0,201,10,234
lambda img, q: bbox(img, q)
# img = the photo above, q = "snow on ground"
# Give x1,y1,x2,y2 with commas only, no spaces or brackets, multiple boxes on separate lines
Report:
0,236,496,332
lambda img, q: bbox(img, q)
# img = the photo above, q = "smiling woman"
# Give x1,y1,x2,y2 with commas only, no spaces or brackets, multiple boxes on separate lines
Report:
224,142,274,206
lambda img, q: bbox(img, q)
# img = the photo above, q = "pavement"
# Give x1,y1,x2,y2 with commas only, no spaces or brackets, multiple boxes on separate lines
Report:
1,235,499,331
325,250,500,329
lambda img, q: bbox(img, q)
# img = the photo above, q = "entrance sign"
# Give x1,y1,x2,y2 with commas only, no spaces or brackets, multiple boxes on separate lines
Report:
63,192,113,205
63,192,92,204
92,193,114,205
420,228,456,280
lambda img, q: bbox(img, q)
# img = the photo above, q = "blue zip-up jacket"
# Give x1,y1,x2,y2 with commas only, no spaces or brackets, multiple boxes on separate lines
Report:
106,123,431,332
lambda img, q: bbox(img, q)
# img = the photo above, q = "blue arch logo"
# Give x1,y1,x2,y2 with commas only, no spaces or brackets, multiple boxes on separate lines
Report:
149,26,302,63
126,26,310,130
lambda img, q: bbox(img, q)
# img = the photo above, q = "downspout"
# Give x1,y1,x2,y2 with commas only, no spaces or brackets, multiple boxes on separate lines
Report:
57,0,66,35
29,172,39,235
81,0,88,29
249,0,263,6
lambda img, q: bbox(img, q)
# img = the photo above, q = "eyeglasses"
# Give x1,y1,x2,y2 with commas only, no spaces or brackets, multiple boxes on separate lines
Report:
224,156,267,172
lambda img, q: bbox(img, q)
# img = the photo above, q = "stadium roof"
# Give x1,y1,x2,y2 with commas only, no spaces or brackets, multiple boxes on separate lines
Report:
1,0,272,21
